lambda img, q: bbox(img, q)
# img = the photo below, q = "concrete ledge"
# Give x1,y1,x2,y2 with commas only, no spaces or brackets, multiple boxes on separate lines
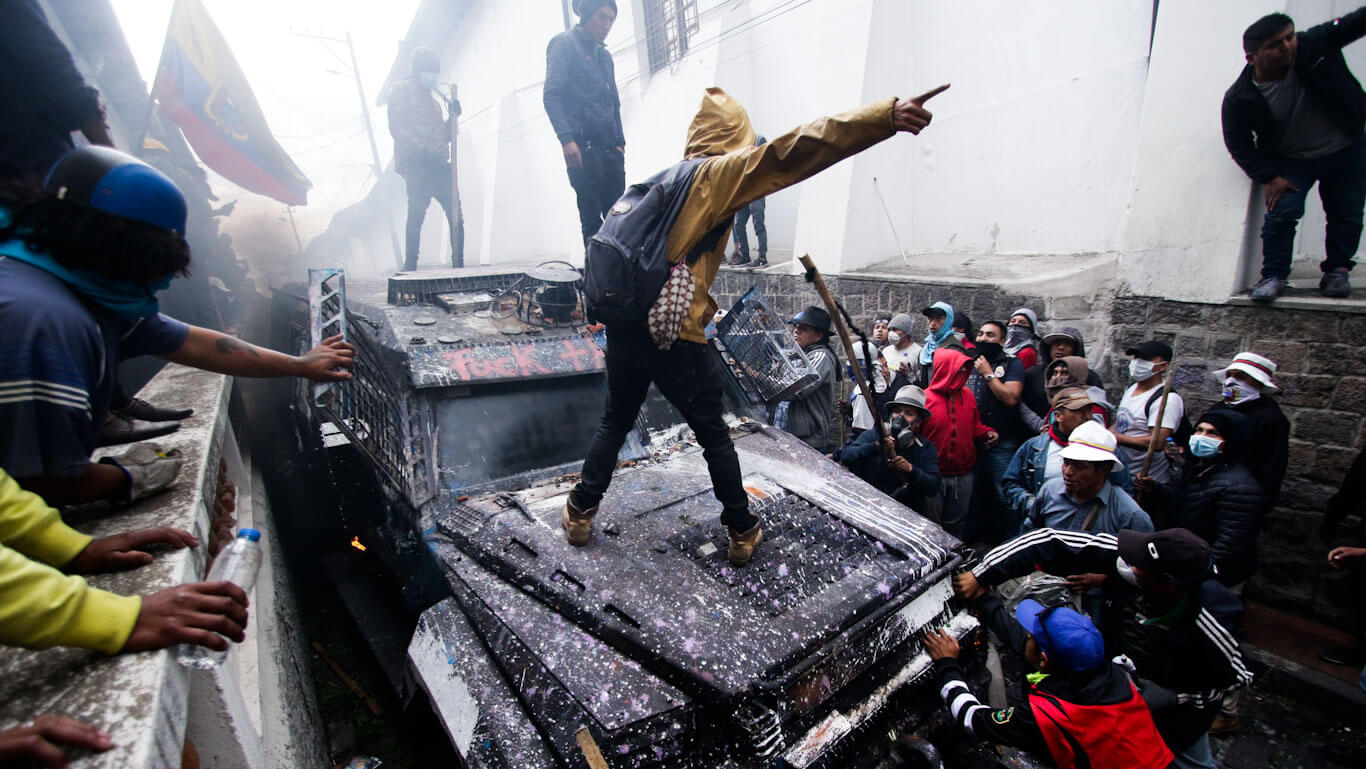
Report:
1226,291,1366,314
0,365,233,768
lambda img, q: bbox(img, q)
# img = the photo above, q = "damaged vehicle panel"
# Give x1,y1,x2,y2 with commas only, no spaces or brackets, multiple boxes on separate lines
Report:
301,266,983,768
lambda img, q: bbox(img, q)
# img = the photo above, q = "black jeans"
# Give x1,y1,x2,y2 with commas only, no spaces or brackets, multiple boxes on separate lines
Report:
566,143,626,245
1260,138,1365,279
574,324,756,532
401,159,464,270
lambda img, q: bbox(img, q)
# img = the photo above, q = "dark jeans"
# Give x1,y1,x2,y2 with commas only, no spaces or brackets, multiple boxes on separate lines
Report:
968,439,1019,544
1260,138,1366,279
401,159,464,270
567,143,626,245
574,324,756,532
733,198,767,261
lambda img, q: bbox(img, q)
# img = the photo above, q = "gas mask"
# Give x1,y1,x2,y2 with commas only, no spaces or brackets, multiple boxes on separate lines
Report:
887,414,918,449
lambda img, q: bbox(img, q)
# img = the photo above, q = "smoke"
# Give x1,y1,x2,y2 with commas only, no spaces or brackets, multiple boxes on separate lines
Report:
220,205,305,296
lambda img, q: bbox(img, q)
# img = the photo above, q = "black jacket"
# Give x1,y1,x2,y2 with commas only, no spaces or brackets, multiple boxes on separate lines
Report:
1221,8,1366,183
543,27,625,149
833,426,940,510
971,528,1254,753
0,0,104,179
1210,398,1289,509
1146,459,1265,586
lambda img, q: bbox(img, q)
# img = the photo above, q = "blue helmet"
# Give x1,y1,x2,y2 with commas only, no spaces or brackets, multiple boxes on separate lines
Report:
44,146,188,235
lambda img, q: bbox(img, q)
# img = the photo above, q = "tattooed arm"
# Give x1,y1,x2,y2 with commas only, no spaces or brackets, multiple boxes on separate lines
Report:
161,327,354,382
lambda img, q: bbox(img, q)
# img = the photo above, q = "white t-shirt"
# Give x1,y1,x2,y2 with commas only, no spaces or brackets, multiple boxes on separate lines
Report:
881,342,922,377
1115,383,1184,483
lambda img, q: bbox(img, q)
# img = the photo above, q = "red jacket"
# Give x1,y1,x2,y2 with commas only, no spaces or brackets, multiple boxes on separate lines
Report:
922,348,992,475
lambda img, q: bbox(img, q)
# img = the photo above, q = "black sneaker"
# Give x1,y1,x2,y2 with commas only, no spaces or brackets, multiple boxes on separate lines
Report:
1320,269,1352,298
1250,276,1286,302
113,397,193,422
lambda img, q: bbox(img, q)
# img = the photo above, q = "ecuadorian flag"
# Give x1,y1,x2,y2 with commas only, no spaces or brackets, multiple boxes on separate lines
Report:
152,0,311,205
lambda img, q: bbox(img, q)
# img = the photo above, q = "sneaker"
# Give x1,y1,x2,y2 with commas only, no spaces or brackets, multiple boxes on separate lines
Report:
561,497,598,546
1250,276,1286,302
1207,714,1241,735
98,413,180,447
113,397,193,422
728,256,751,267
1320,268,1352,298
727,523,763,567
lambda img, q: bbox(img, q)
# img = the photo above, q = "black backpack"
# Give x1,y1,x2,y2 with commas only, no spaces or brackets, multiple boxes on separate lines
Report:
582,158,707,325
1144,385,1194,449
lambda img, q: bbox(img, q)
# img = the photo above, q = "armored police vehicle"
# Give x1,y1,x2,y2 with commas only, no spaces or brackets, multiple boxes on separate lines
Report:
294,264,984,769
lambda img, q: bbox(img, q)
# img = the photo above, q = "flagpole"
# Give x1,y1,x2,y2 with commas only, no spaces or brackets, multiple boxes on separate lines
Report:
136,0,179,155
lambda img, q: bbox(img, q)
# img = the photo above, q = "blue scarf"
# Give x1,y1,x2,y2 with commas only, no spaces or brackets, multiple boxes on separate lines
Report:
0,239,168,322
918,301,956,366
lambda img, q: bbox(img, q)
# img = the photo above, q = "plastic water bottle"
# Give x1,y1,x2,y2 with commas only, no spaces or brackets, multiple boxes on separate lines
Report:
177,528,263,669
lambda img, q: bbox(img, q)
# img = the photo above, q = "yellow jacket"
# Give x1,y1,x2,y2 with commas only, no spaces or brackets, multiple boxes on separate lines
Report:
0,471,141,653
667,90,898,343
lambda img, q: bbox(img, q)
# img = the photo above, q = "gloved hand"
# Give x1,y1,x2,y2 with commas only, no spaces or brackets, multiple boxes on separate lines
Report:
99,442,184,504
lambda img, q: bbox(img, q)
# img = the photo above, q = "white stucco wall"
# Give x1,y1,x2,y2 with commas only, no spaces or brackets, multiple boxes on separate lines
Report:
376,0,1366,299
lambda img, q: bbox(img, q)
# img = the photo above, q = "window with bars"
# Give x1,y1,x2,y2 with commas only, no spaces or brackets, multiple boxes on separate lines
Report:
642,0,699,73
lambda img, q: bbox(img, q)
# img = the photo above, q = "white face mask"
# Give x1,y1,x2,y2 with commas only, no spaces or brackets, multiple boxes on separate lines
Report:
1222,376,1261,405
952,331,966,342
417,71,439,90
1116,557,1140,586
887,330,902,345
1129,359,1157,382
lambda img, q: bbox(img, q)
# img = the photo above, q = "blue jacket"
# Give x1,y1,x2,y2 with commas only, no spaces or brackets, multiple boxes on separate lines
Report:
835,428,940,511
1001,432,1132,523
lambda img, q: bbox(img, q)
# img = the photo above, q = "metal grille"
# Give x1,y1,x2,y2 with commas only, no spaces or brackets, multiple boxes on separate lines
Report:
667,491,906,618
310,269,435,507
643,0,699,72
387,271,524,305
712,287,818,405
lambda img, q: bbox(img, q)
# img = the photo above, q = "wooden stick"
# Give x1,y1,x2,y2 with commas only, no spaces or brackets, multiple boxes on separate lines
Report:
1139,363,1177,477
797,255,904,480
312,641,384,717
575,727,611,769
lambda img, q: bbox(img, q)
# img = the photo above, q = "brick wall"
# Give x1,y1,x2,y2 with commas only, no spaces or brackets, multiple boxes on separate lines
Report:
711,269,1364,623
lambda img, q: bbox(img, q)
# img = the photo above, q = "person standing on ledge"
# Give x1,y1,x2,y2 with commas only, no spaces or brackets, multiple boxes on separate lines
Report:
544,0,626,245
1222,9,1366,301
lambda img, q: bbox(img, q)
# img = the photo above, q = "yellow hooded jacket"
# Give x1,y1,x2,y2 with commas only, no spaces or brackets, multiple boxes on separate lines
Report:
666,89,898,343
0,470,141,653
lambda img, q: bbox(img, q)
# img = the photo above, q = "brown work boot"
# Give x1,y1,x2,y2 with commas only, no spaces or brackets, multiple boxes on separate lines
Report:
728,523,763,566
561,497,597,546
1207,714,1241,735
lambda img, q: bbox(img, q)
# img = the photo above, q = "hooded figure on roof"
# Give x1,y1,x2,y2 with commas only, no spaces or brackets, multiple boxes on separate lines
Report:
561,83,950,568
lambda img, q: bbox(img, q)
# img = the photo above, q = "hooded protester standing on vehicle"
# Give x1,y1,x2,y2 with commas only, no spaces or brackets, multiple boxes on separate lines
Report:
562,83,952,567
920,347,997,537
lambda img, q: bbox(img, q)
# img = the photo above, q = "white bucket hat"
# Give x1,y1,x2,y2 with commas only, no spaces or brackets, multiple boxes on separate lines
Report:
1213,352,1279,394
1059,421,1118,467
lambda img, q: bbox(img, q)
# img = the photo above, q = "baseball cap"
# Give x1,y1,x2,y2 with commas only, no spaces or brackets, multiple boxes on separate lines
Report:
1015,599,1106,672
1126,340,1174,361
1050,387,1095,411
1117,528,1214,584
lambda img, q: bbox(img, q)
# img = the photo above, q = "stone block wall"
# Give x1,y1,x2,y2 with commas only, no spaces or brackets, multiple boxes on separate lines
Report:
711,268,1363,624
